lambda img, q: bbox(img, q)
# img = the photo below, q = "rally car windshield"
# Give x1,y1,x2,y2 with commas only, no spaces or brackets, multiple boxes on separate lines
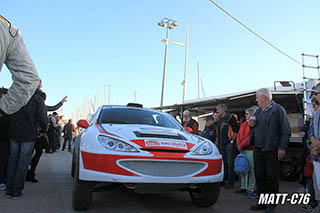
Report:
98,108,181,129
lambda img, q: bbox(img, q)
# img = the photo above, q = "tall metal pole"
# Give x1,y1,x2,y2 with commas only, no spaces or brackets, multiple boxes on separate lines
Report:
94,95,97,110
104,85,107,105
200,78,206,98
97,88,100,106
108,84,111,105
197,61,200,99
182,21,189,103
160,27,169,108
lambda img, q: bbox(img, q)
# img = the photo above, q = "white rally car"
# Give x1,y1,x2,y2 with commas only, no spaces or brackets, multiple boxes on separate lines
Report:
71,104,223,210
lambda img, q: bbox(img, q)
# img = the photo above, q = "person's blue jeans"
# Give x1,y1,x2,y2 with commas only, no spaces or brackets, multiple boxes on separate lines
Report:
6,140,35,195
306,177,317,208
220,143,236,186
62,137,72,151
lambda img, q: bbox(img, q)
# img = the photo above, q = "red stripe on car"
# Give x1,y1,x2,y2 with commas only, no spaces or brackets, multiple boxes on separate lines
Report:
96,124,122,139
81,151,222,177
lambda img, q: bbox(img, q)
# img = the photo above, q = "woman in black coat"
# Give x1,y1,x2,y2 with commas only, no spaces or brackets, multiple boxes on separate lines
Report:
0,88,9,190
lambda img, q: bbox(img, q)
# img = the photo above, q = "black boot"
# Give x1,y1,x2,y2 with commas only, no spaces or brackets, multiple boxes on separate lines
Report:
25,171,38,183
31,176,39,183
25,171,32,182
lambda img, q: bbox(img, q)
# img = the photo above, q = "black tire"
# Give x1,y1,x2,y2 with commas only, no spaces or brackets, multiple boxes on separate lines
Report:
72,157,94,211
71,151,75,178
189,183,220,207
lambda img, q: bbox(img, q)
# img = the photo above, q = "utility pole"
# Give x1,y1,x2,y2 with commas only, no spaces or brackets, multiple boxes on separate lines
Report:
134,91,137,102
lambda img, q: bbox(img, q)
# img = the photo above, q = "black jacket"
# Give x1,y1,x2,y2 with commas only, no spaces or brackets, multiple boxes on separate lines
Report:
9,89,48,142
46,102,63,112
0,114,10,164
249,101,291,151
38,89,63,112
0,114,9,142
201,122,218,143
63,122,75,139
217,113,239,148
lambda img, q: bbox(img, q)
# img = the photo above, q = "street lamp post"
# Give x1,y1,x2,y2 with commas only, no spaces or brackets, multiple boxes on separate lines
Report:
158,17,178,108
182,21,189,103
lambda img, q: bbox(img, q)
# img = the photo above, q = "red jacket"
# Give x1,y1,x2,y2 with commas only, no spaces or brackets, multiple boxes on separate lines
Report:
183,119,199,135
236,121,254,150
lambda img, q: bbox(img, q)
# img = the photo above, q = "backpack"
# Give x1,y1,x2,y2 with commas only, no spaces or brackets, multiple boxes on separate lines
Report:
234,153,249,175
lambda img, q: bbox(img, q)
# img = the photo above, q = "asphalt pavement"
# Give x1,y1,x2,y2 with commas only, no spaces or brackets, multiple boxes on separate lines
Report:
0,150,309,213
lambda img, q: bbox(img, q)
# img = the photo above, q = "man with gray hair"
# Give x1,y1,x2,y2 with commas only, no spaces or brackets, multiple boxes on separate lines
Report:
249,88,291,212
0,15,40,116
182,110,199,135
216,103,239,189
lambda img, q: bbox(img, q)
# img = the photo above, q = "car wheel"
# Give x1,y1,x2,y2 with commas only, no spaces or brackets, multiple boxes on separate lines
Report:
189,183,220,207
72,156,94,211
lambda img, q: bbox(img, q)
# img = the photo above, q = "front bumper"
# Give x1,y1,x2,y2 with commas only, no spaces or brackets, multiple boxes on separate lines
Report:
79,151,223,183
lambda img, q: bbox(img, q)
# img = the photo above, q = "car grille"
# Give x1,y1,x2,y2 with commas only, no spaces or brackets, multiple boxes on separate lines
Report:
118,160,205,177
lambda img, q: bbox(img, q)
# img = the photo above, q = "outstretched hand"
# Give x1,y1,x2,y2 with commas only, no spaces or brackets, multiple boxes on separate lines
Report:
61,96,67,104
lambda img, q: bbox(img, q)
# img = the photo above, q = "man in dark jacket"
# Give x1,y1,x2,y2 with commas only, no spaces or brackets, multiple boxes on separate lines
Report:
249,88,291,212
0,88,9,190
62,119,75,152
26,83,67,182
46,112,59,153
201,114,218,143
5,89,48,198
216,104,239,189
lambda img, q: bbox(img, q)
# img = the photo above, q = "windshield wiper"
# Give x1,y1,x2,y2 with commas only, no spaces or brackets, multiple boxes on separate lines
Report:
102,120,130,124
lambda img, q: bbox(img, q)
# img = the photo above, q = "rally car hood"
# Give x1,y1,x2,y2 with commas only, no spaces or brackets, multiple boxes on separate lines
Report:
98,124,200,150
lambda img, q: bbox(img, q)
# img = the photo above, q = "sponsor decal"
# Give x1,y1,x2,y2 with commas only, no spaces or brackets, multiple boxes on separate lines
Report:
258,193,310,205
145,140,187,149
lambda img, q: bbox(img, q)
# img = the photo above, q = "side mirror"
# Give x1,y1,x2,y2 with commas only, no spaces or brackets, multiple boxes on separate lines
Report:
185,127,193,134
77,119,89,129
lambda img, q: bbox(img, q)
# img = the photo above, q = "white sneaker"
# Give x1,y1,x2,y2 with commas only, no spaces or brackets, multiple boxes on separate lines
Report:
0,183,6,191
297,187,306,193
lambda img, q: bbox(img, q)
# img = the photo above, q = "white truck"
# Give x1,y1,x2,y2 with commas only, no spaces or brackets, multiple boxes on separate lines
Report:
156,80,317,181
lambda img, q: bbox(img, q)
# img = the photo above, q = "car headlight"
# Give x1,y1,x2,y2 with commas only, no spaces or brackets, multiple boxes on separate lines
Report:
97,135,139,152
192,141,213,155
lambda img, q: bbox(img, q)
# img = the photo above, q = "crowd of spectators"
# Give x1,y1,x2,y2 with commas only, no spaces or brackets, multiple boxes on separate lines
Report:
181,86,320,213
0,16,73,199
